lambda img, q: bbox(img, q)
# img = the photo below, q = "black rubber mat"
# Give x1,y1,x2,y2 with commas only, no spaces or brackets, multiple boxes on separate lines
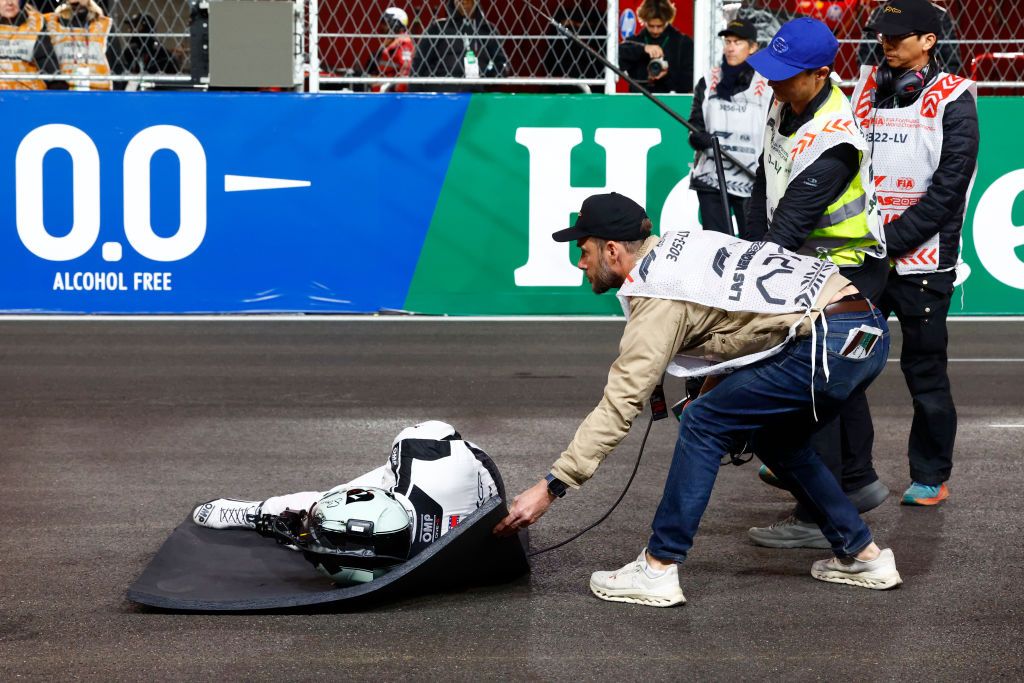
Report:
127,496,529,611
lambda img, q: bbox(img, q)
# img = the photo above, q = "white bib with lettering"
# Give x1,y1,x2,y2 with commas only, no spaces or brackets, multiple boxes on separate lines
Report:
691,68,773,197
618,230,838,377
851,66,977,274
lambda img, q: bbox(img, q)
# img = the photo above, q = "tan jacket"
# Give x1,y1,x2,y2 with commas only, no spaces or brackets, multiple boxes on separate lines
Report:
550,235,850,488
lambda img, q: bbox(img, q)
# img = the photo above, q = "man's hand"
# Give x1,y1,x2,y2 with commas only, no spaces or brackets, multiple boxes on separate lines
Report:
493,479,556,537
644,45,664,59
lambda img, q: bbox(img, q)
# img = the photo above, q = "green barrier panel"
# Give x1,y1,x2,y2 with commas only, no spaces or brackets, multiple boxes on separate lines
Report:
407,95,1024,316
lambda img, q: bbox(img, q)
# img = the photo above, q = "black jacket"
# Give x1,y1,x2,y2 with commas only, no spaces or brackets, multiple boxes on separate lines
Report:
873,69,979,271
618,25,693,94
745,84,860,248
411,0,508,92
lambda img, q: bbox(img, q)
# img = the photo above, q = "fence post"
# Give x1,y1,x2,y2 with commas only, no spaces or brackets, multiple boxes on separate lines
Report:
605,0,618,94
692,0,714,91
308,0,320,93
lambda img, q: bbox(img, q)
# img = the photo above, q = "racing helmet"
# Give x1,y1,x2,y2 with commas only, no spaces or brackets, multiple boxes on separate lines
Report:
306,486,412,584
383,7,409,32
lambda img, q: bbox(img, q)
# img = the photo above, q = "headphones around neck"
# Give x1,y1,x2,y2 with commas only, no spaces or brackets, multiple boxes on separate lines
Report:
874,61,932,106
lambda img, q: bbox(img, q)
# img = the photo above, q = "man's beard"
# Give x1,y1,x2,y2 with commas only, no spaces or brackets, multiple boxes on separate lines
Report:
588,253,624,294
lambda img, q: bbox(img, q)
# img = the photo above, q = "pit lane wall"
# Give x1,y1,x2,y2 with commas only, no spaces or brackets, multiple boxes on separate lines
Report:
1,92,1021,314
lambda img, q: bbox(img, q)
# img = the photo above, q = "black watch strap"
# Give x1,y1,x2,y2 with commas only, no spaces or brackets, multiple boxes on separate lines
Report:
545,473,567,498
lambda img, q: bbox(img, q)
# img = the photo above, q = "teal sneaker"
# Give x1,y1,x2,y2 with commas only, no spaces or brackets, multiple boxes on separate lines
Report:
901,482,949,506
758,465,786,490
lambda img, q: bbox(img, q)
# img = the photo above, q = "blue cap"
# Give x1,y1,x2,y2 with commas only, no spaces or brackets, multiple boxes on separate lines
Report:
746,17,839,81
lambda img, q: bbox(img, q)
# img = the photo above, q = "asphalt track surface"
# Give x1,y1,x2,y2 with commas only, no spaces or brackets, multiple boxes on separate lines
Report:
1,318,1022,680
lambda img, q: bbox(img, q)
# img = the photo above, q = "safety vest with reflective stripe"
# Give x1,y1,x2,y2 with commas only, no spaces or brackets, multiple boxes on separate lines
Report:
0,10,46,90
44,12,111,91
764,84,885,266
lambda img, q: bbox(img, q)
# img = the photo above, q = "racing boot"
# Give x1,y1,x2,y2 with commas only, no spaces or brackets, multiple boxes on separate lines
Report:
192,498,261,529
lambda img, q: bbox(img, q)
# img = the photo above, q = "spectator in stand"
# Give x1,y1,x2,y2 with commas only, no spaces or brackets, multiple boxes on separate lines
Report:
44,0,116,90
1,0,58,89
117,13,179,79
411,0,507,92
366,6,414,93
687,17,771,237
618,0,693,94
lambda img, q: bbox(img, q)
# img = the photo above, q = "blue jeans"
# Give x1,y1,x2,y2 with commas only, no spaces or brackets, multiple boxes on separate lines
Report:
647,307,890,562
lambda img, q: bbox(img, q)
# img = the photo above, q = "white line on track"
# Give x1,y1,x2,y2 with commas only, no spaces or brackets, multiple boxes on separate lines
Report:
0,315,1023,322
887,358,1024,363
991,424,1024,428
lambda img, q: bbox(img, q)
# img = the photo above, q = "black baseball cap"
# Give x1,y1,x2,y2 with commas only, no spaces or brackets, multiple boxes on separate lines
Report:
719,18,757,42
867,0,941,36
552,192,649,243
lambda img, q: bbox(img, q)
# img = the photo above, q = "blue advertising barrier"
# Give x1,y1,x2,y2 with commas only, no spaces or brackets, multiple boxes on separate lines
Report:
0,92,469,313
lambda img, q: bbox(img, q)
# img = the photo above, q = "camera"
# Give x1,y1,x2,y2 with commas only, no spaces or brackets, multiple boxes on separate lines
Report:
648,58,669,79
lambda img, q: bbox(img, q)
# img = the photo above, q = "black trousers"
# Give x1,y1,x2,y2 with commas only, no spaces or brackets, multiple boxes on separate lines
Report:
794,254,889,520
879,269,957,485
697,189,749,238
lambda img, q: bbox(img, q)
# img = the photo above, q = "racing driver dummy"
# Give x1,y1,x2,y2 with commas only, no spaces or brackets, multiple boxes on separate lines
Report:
495,192,902,607
193,421,499,585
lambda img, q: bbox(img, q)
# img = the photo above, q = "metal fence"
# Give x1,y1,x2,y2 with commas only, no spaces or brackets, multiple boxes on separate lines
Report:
308,0,617,93
696,0,1024,91
4,0,1022,91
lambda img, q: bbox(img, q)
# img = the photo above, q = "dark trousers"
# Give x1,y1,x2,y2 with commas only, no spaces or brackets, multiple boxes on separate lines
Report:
697,189,749,238
649,308,889,562
879,269,957,485
794,254,889,520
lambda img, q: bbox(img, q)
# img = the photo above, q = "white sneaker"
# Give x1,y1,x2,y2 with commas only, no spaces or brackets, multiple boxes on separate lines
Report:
811,547,903,590
589,549,686,607
192,498,260,529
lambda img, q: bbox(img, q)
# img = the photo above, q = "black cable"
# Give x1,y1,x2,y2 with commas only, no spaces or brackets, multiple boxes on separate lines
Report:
522,0,755,180
527,413,654,558
711,136,734,233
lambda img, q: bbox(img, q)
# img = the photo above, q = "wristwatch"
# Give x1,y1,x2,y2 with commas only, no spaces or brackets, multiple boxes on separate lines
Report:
545,473,568,498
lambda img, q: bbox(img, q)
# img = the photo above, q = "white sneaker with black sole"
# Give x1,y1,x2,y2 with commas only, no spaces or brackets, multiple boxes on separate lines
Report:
589,549,686,607
811,547,903,590
192,498,261,529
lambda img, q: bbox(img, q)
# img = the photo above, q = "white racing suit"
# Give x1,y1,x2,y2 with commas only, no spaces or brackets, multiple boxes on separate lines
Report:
234,421,499,557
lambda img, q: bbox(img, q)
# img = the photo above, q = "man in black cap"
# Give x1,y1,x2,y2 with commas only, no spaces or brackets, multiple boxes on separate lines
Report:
495,192,902,606
850,0,979,506
687,17,771,237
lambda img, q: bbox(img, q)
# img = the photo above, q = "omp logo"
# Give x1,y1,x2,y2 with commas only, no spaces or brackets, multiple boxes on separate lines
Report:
897,178,915,189
389,445,400,469
883,6,902,12
420,514,439,543
195,503,213,524
771,37,789,54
